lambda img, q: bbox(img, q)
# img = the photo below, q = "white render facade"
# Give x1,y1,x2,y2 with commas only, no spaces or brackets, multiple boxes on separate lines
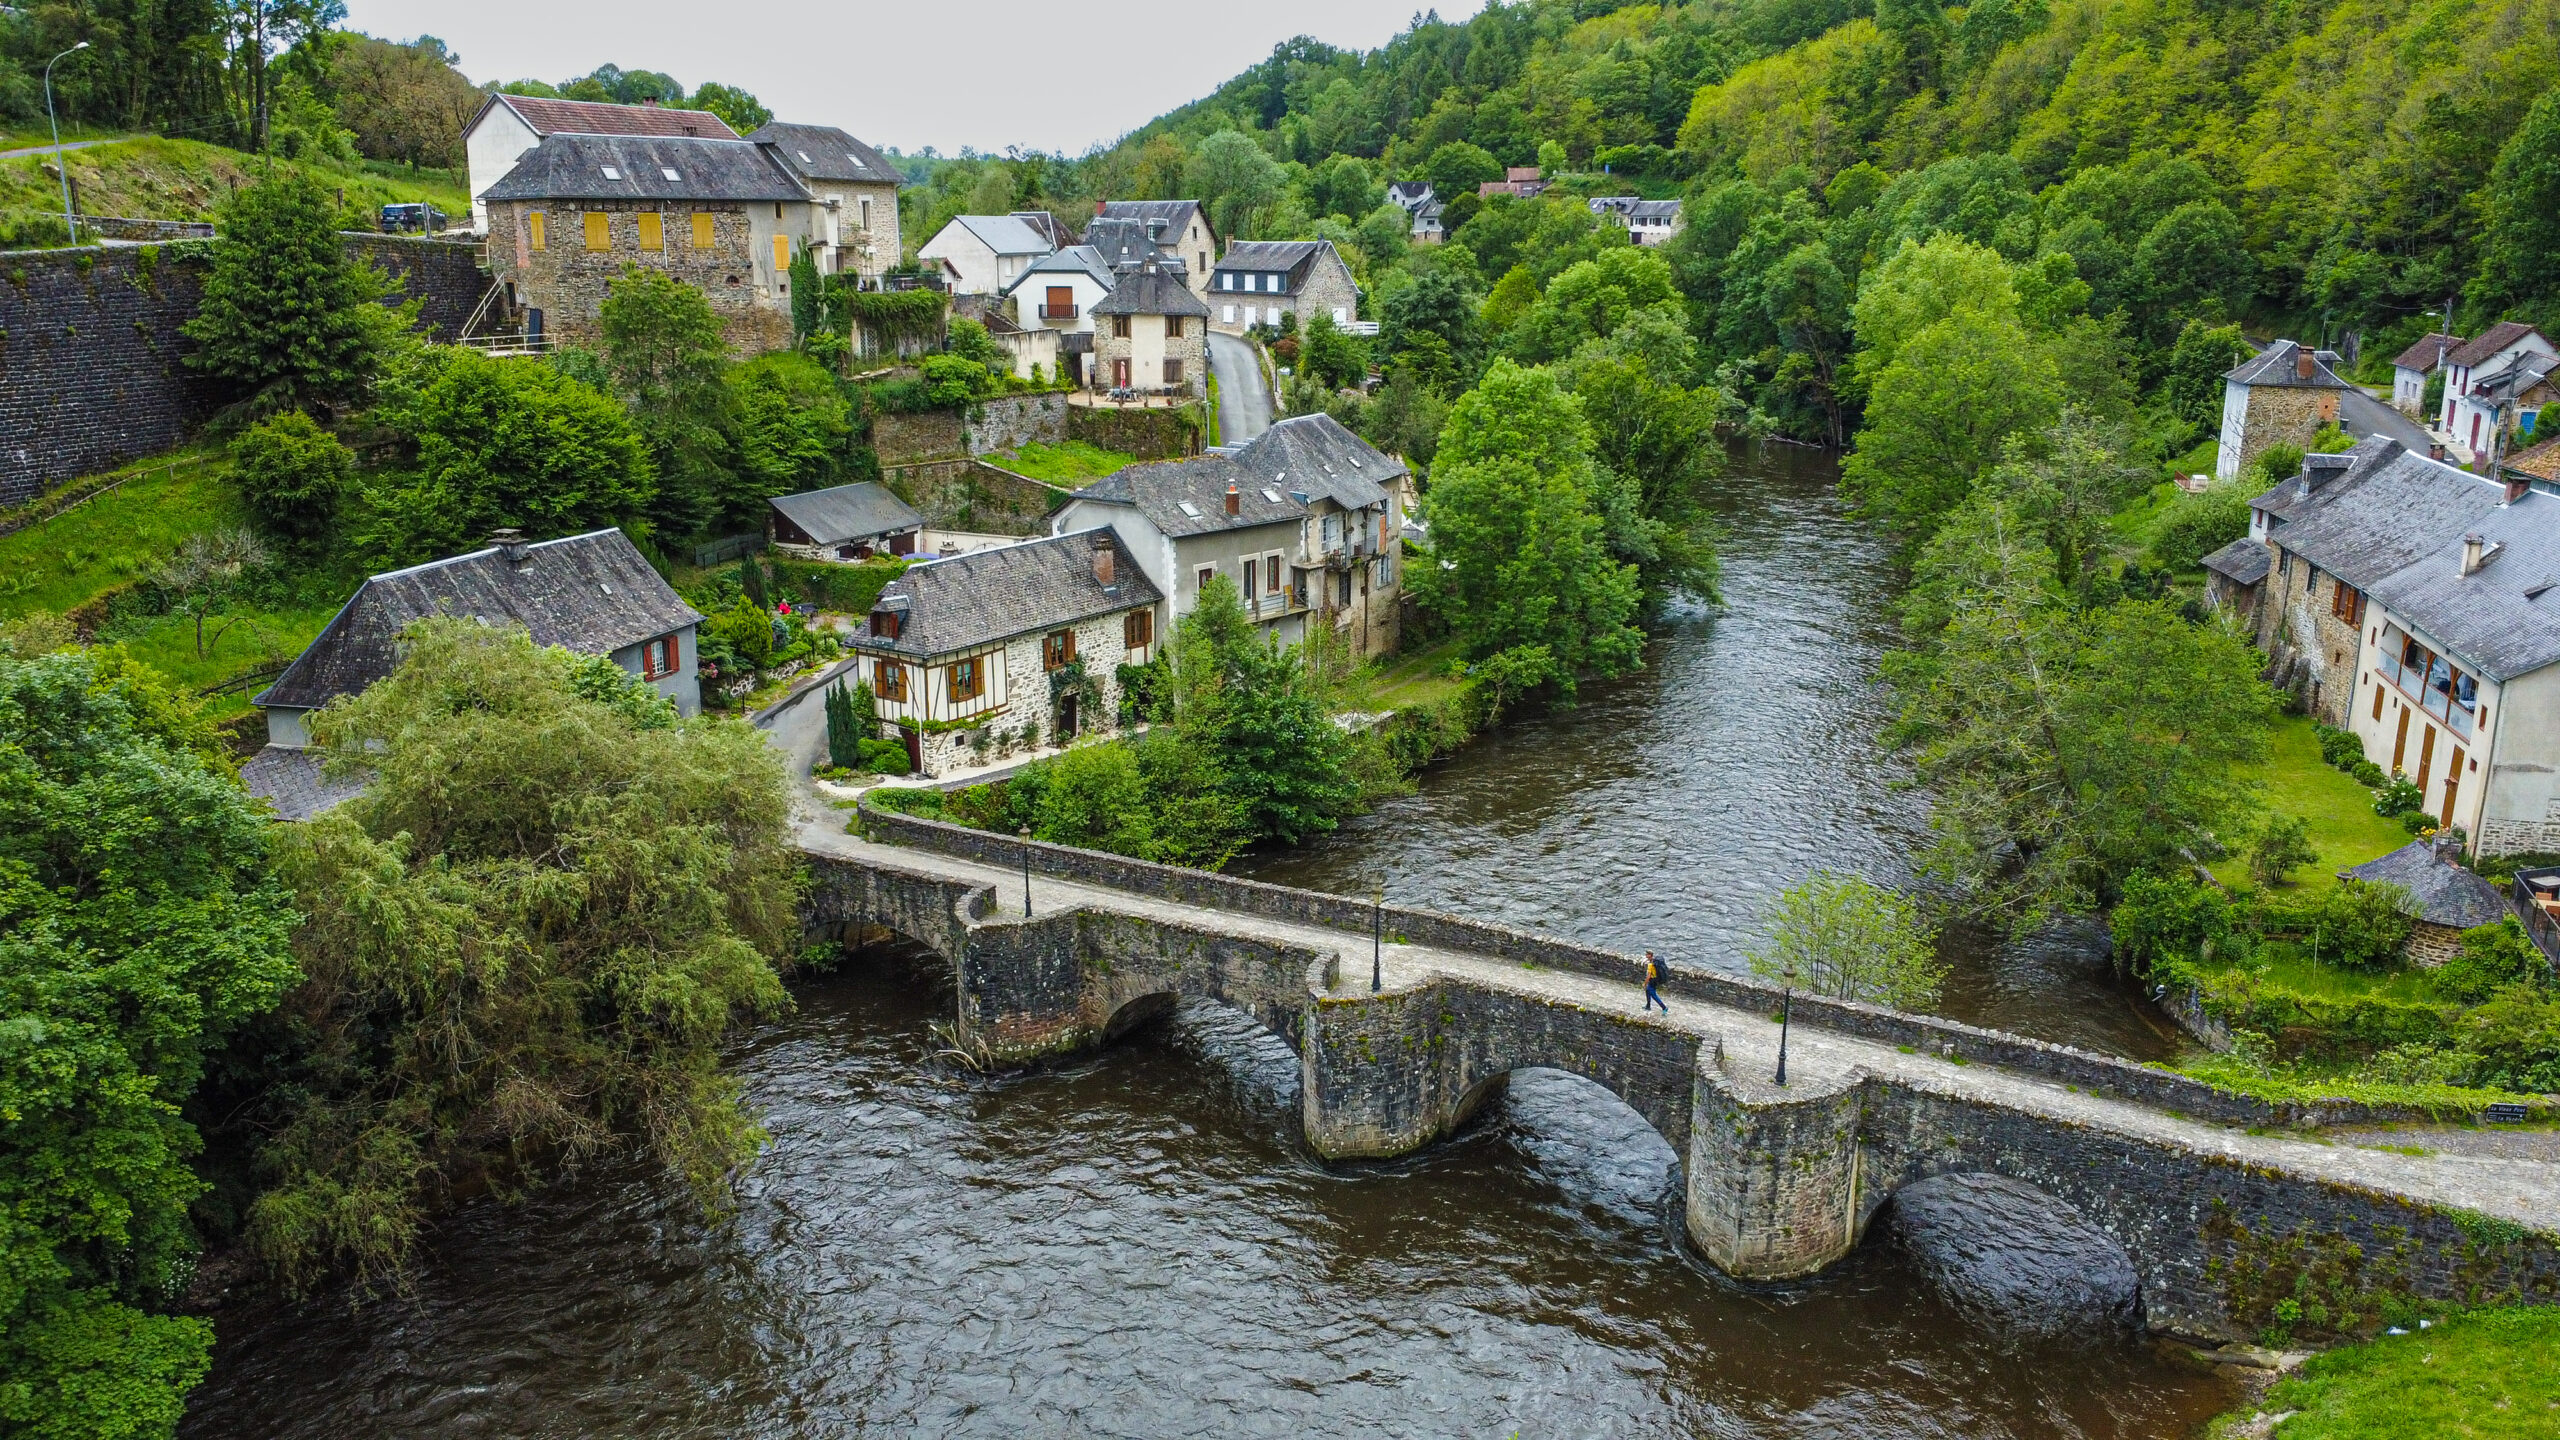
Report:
855,609,1154,777
917,215,1056,296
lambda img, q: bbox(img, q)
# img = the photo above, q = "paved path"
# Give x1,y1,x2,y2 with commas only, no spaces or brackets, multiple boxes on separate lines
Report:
1207,330,1272,444
0,137,120,161
760,684,2560,1230
2338,381,2432,451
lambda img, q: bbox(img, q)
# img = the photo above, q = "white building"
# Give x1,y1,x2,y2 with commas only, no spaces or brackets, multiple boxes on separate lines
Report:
916,213,1059,296
2390,331,2461,418
462,93,739,232
1589,196,1683,245
2439,322,2557,461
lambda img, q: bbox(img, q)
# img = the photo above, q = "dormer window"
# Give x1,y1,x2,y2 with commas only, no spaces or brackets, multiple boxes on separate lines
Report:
870,608,903,640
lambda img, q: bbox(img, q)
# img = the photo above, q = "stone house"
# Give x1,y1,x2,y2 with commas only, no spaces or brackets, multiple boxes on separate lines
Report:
768,480,924,560
2437,322,2555,460
2215,340,2351,481
2339,839,2517,966
243,528,701,819
746,122,905,286
1589,196,1683,245
1093,200,1218,301
482,132,815,353
1000,243,1116,386
1090,263,1208,397
463,93,739,232
1207,240,1361,335
2198,535,2270,629
2390,331,2462,417
1049,413,1413,659
916,213,1058,296
847,529,1161,776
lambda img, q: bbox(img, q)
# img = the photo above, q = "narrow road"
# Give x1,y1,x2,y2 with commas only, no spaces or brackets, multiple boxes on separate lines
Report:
0,137,121,161
2339,381,2433,451
755,681,2559,1233
1207,329,1273,444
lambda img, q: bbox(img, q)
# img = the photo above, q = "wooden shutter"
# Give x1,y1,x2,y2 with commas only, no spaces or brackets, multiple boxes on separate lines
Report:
1047,286,1072,317
773,235,791,272
637,212,663,251
527,211,546,250
583,211,610,251
692,212,715,249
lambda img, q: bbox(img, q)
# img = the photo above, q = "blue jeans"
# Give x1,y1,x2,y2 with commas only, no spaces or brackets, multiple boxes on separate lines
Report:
1644,979,1666,1012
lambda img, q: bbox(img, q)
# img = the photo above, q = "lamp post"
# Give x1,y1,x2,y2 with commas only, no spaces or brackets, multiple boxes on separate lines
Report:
1370,886,1384,993
44,42,90,246
1775,977,1793,1087
1018,827,1033,917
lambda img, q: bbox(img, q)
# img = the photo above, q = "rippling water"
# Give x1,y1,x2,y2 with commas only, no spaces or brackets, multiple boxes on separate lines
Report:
1242,442,2182,1059
186,443,2231,1436
186,962,2236,1437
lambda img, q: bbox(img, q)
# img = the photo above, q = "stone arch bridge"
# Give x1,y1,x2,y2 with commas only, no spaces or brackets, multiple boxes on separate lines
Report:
803,807,2560,1343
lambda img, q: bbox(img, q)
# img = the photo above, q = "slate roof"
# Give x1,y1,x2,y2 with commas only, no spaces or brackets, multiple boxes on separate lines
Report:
2225,339,2351,389
2363,487,2560,682
1092,264,1209,317
1387,181,1435,210
1069,412,1403,537
852,530,1160,659
240,746,369,822
2199,537,2270,586
770,482,924,547
1095,200,1207,239
256,529,701,712
481,134,808,203
747,122,902,185
2254,439,2506,590
1211,240,1332,294
2465,351,2557,404
2447,321,2544,370
484,94,739,141
945,213,1055,257
1011,211,1071,249
1082,217,1181,271
2340,842,2514,930
2391,332,2465,372
1003,244,1116,296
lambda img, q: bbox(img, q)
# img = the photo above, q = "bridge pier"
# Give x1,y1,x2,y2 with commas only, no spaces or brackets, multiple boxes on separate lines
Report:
1684,1049,1874,1280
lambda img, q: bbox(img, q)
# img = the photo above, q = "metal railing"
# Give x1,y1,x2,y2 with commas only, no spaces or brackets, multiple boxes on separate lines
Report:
2513,869,2560,967
1039,303,1079,320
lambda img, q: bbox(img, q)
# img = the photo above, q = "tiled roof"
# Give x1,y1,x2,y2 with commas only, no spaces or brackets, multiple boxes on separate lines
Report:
2447,320,2544,370
946,214,1056,257
2390,332,2464,372
770,482,923,547
2363,487,2560,682
2225,339,2351,389
2257,439,2505,590
2199,537,2270,585
488,94,739,141
1071,413,1404,538
481,133,807,202
2507,434,2560,482
2465,351,2556,403
1387,181,1434,209
2340,842,2514,930
852,530,1160,659
1240,414,1398,510
1093,265,1209,317
256,529,701,711
747,122,902,185
240,746,368,822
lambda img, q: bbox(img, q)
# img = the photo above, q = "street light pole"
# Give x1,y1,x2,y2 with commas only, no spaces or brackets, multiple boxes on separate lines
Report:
1018,827,1033,917
1370,886,1383,993
44,42,90,246
1775,984,1792,1086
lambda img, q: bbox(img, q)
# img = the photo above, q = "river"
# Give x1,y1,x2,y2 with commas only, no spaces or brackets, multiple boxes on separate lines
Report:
183,444,2235,1437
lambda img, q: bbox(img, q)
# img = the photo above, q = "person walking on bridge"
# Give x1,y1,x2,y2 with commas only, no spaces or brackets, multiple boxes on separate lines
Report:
1643,952,1669,1014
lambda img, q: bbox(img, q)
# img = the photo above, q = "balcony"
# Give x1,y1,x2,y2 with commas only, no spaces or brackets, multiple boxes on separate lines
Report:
1040,303,1079,320
2378,648,2475,740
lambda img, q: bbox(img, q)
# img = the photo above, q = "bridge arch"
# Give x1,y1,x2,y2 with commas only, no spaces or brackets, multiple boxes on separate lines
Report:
1874,1170,2144,1336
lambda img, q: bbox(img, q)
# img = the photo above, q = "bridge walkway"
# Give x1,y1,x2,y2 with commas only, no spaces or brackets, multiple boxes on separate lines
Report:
799,818,2558,1231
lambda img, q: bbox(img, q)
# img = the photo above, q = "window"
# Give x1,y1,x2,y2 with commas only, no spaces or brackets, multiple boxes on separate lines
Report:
1220,272,1234,290
1124,610,1152,649
583,211,611,251
948,655,985,703
1165,315,1184,338
1164,358,1183,385
1223,305,1236,323
1043,629,1076,671
1264,552,1283,593
874,660,908,701
640,633,680,679
1244,557,1258,599
859,197,872,231
528,210,547,250
772,235,791,273
600,165,622,181
1196,566,1215,593
1045,286,1073,319
2331,579,2364,625
1332,307,1348,323
692,212,715,249
1112,314,1132,338
637,212,663,252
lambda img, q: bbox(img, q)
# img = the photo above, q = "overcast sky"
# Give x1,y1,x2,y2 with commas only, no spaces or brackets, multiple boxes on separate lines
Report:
341,1,1482,156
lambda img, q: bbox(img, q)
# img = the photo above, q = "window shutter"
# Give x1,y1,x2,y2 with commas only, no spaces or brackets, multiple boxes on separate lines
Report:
584,211,610,251
528,211,546,250
638,212,663,251
693,212,715,249
773,235,790,272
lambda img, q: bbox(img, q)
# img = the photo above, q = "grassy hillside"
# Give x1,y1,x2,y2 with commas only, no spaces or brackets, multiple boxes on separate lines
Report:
0,136,467,239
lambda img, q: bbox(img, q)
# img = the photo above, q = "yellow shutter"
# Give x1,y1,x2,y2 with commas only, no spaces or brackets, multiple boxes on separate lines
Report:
692,212,714,249
527,211,545,250
637,212,663,251
583,211,610,251
773,234,791,272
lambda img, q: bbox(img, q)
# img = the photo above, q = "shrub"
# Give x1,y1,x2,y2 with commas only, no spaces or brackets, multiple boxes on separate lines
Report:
2304,880,2419,972
1745,871,1946,1008
2427,920,2551,1004
2400,809,2436,834
230,410,354,548
2351,759,2386,787
2373,774,2424,817
2112,871,2243,976
2452,989,2560,1092
857,737,911,774
2250,812,2320,887
2147,482,2253,570
2314,723,2368,771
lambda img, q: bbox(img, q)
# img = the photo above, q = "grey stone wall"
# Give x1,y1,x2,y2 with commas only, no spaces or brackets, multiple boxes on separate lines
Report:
880,458,1066,536
0,243,221,507
488,198,789,355
966,392,1069,455
347,233,489,340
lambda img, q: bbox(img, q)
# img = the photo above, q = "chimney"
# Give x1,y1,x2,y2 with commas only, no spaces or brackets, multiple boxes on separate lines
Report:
488,527,530,563
641,96,660,107
1091,531,1115,586
1225,481,1241,516
2430,441,2448,463
2294,343,2314,380
1095,199,1107,217
2461,533,2486,575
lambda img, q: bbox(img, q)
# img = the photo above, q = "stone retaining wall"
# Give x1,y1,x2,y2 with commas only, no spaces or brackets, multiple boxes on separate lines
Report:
967,392,1069,455
881,458,1065,536
1067,401,1203,459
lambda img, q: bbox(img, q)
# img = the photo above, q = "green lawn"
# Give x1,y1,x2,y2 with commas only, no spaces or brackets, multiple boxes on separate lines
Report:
991,440,1140,485
2211,715,2412,895
1,137,467,237
1346,634,1469,711
2108,478,2185,550
2226,1307,2560,1438
0,452,237,617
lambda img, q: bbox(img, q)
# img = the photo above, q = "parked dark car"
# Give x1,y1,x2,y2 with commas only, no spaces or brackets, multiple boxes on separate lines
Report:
379,203,447,233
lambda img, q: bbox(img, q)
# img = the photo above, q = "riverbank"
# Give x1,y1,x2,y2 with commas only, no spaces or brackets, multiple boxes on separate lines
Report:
2205,1306,2560,1437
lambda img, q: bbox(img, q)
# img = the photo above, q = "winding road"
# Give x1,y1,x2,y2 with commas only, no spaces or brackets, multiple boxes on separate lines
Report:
1207,329,1273,444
